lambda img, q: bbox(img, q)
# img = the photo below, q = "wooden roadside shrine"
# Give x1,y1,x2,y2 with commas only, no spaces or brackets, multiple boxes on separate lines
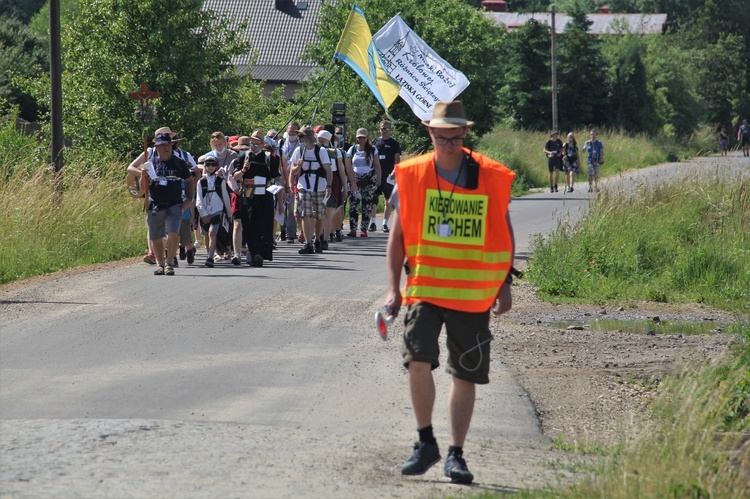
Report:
127,82,161,210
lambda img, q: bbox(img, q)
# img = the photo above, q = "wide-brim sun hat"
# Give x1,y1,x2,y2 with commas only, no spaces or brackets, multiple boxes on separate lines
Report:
421,100,474,128
234,136,251,151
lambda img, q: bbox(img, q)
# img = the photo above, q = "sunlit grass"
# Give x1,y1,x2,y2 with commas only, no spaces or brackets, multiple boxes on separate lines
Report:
0,158,146,284
526,174,750,313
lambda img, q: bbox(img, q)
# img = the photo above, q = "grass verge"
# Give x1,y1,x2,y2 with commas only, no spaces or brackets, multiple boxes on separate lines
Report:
526,174,750,313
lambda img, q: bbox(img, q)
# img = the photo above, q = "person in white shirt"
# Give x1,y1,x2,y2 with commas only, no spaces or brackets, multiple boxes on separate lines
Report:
347,128,381,237
196,155,232,267
289,126,332,254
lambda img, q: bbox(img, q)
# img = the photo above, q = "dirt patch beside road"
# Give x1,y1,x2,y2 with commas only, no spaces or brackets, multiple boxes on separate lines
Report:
494,272,736,449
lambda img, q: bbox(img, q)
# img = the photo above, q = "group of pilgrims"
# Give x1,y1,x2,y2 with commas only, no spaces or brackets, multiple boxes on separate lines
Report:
127,120,401,275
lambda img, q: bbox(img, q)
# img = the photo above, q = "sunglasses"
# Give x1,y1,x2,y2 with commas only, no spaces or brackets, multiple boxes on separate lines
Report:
204,161,218,167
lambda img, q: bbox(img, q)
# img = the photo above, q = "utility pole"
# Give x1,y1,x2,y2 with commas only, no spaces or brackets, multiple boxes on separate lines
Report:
550,4,558,132
50,0,64,172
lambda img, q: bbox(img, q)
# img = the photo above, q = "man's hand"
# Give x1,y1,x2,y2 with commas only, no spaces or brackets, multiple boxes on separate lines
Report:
180,199,193,212
491,282,512,316
383,290,402,319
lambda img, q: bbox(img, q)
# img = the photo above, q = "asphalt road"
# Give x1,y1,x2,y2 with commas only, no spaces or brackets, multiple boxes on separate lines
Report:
1,153,746,497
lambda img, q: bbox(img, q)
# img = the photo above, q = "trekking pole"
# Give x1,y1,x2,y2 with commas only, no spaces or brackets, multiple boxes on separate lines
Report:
277,63,344,132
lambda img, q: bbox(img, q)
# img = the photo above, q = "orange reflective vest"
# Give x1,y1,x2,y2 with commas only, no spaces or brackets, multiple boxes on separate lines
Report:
395,149,515,313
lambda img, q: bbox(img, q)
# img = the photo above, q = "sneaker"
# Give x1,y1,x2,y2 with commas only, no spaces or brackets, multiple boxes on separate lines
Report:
187,248,195,265
382,223,389,233
347,230,357,238
205,257,214,268
401,441,441,476
253,254,264,267
172,256,179,268
179,245,186,260
231,254,241,266
360,230,368,237
143,252,156,265
321,240,329,250
298,244,314,255
369,222,377,232
550,186,554,193
554,184,559,192
314,239,323,253
443,452,474,484
153,265,165,276
329,233,334,242
165,265,175,276
336,231,343,242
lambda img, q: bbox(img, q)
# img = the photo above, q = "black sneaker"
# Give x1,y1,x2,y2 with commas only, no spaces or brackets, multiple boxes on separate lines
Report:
231,254,241,266
179,245,186,260
186,248,195,265
205,257,214,268
298,244,314,255
382,223,389,233
172,256,179,268
314,239,323,253
443,452,474,484
335,231,343,242
253,254,264,267
321,240,329,250
369,222,377,232
401,441,440,476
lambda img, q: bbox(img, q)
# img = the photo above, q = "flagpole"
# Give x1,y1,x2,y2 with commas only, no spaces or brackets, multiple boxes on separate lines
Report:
277,63,344,131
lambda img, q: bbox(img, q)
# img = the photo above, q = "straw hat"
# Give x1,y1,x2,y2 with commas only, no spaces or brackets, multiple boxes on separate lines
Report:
421,101,474,128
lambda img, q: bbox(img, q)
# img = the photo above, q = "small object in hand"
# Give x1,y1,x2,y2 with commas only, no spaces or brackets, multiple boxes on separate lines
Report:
375,307,394,340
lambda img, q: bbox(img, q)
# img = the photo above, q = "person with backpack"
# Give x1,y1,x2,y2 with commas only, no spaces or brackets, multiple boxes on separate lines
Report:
347,128,381,237
582,129,605,193
228,136,251,265
543,130,564,193
196,155,233,268
317,130,350,248
562,132,579,193
133,131,195,275
289,125,332,254
738,119,749,157
234,130,280,266
279,122,302,243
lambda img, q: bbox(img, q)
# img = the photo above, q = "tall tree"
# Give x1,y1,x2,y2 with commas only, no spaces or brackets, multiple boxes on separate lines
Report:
497,19,551,130
557,7,609,129
609,37,655,132
58,0,274,153
0,15,47,121
696,33,748,127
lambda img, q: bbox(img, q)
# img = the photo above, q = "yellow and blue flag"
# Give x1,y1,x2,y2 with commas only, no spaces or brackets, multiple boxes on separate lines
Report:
334,5,401,112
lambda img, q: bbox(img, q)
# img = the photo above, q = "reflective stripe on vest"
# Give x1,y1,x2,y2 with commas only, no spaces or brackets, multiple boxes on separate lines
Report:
396,149,515,312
